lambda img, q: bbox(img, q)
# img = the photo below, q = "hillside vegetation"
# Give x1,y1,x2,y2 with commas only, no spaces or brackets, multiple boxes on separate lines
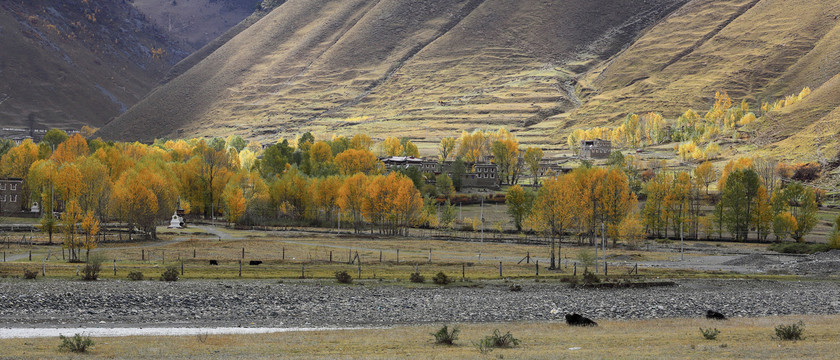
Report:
97,0,688,145
98,0,840,163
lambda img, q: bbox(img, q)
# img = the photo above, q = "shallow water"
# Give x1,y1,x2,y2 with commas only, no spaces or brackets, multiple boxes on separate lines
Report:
0,326,365,339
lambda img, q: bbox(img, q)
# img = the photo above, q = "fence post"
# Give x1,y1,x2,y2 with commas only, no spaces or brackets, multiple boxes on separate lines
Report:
162,250,165,264
358,265,361,279
428,248,432,263
462,263,465,280
379,250,382,263
181,261,184,276
29,250,31,261
282,247,285,260
113,259,116,276
536,260,539,276
142,249,144,261
330,251,333,263
526,251,530,264
573,263,577,276
239,260,242,277
499,261,503,278
193,249,196,258
42,259,46,277
242,248,245,259
396,249,399,263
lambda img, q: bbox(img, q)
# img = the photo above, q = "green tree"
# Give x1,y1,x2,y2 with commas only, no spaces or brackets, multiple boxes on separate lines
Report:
435,173,454,198
450,158,466,191
505,185,533,232
258,140,293,179
42,129,69,149
721,169,760,241
773,182,818,241
523,147,544,186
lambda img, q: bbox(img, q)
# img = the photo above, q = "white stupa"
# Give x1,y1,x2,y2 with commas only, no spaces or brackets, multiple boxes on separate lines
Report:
168,211,183,229
30,202,39,213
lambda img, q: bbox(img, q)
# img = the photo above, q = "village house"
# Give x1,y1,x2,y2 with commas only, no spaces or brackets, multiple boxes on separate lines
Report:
580,139,612,159
0,178,23,214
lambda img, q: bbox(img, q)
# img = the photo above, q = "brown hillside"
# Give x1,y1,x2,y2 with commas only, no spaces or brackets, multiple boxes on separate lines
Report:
572,0,840,126
0,0,188,131
130,0,255,49
97,0,689,144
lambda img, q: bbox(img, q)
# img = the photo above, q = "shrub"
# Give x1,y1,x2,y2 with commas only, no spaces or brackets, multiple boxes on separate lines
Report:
775,322,804,341
431,325,460,345
58,333,94,353
334,270,352,284
160,266,179,282
700,327,720,340
432,271,450,285
582,271,600,285
127,271,144,281
409,272,425,283
23,269,38,280
768,242,829,254
81,255,104,281
474,329,519,352
508,284,522,292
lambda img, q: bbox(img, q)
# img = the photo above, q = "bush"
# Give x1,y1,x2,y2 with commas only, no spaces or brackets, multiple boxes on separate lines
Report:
160,266,179,282
768,242,829,254
432,271,451,285
582,271,600,285
409,272,425,283
431,325,460,345
473,329,519,353
700,327,720,340
23,269,38,280
58,333,94,353
775,322,804,341
127,271,144,281
334,270,352,284
82,255,104,281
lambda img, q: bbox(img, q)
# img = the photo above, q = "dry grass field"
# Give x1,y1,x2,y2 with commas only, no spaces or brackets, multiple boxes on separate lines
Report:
2,315,838,358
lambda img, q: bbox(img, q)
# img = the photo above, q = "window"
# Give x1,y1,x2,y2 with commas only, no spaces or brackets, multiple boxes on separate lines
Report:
0,183,5,190
12,195,17,203
10,184,16,191
0,195,5,202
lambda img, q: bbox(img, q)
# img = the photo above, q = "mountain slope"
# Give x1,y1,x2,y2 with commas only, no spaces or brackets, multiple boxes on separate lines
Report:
0,0,189,131
97,0,689,143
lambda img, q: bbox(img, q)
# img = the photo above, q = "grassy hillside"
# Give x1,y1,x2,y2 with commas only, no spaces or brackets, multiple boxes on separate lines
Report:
0,0,189,130
97,0,689,145
570,0,840,161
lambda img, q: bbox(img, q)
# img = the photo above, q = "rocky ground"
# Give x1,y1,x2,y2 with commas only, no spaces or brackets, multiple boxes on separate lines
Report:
2,279,840,328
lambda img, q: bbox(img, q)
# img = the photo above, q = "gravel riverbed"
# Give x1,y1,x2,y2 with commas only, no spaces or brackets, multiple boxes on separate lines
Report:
2,279,840,328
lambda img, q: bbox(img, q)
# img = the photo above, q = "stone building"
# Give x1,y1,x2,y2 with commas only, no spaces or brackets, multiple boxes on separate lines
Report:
580,139,612,159
0,178,23,214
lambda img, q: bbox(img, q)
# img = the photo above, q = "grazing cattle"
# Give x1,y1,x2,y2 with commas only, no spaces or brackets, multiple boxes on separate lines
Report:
209,260,218,265
565,313,598,326
249,260,263,266
706,310,727,320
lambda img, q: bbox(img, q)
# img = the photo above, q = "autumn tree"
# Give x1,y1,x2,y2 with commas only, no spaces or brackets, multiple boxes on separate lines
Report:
643,173,671,238
491,138,521,185
381,137,404,157
0,139,39,178
457,130,489,163
311,176,342,223
529,175,576,269
338,173,369,232
222,181,246,226
309,141,335,176
335,149,379,175
53,133,88,165
438,137,456,164
694,161,716,194
62,200,83,262
523,147,544,186
80,210,99,261
773,182,817,242
349,134,373,151
598,168,637,245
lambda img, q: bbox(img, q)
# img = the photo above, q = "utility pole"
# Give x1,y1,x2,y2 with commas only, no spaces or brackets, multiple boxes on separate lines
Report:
602,223,607,274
